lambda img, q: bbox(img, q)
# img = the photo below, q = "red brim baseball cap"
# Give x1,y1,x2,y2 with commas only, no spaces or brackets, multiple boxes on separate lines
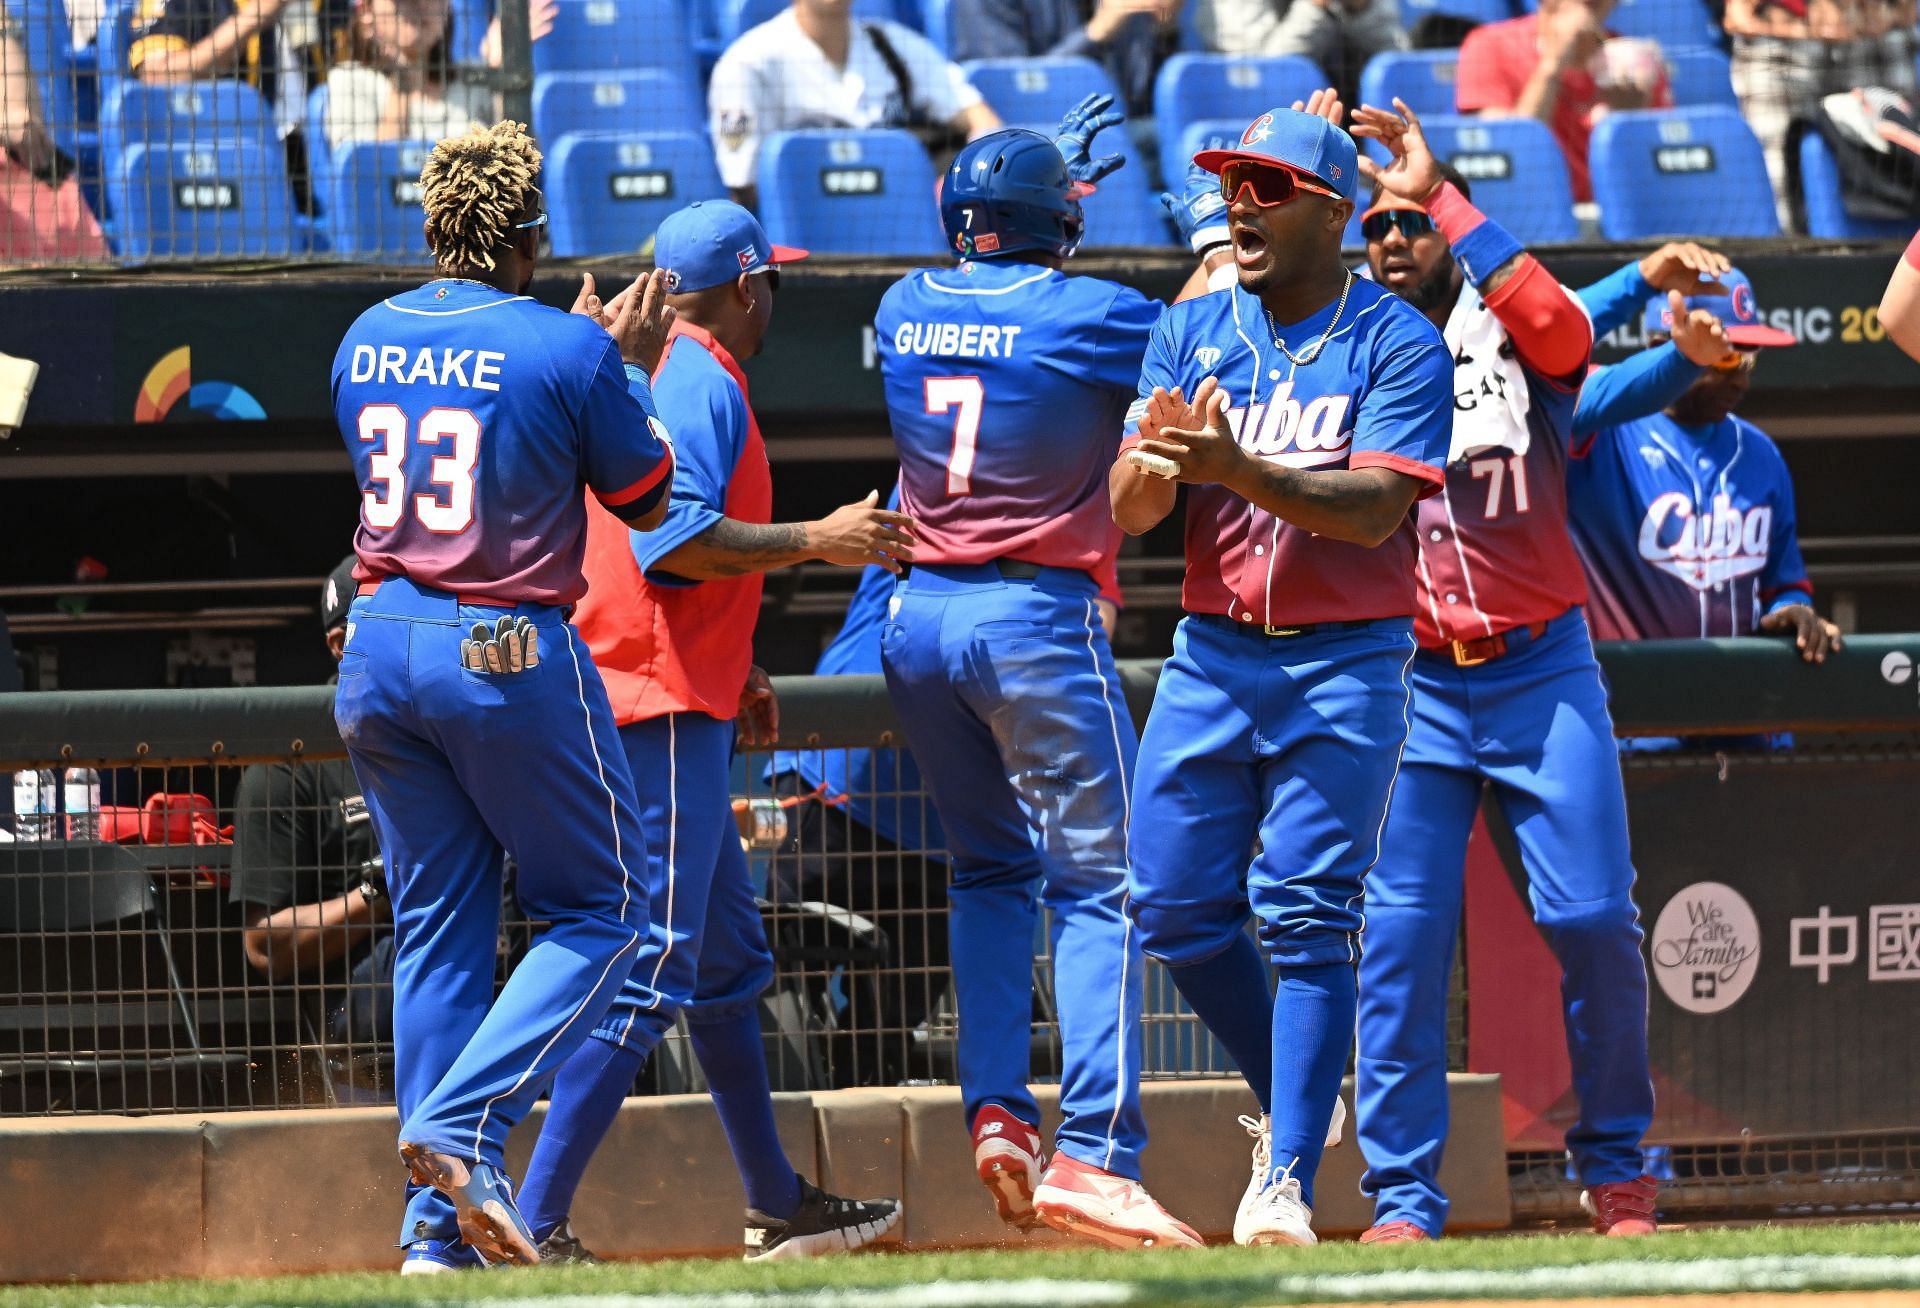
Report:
1642,267,1796,347
1192,107,1358,201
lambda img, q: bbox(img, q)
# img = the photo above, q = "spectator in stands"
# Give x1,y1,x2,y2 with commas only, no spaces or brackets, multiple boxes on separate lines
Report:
950,0,1179,118
709,0,1002,210
0,15,108,259
1725,0,1917,228
1196,0,1407,102
1455,0,1669,203
1568,257,1844,661
229,556,393,1086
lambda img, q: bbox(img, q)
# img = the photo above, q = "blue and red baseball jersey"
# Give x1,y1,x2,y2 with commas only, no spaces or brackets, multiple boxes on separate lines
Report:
876,260,1162,571
1130,279,1451,626
1568,412,1812,639
332,280,673,606
574,321,773,724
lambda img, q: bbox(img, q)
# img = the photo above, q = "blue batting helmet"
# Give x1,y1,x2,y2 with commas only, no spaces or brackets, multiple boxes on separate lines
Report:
940,129,1087,261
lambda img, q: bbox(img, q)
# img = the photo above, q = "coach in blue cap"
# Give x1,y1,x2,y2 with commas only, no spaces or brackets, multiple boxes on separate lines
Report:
511,199,909,1267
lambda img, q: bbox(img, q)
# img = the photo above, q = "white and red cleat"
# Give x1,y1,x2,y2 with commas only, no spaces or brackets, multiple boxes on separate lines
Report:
1032,1153,1204,1250
1359,1219,1431,1244
1582,1175,1659,1236
971,1105,1045,1230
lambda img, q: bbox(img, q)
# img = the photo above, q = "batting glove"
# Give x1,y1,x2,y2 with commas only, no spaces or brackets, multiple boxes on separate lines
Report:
461,615,540,673
1054,92,1127,186
1161,157,1230,257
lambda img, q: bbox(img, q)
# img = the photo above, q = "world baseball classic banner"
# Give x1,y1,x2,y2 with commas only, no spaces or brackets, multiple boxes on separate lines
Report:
1466,747,1920,1148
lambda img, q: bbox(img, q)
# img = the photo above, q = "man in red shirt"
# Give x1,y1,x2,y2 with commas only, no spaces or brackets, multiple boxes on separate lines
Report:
508,201,913,1266
1454,0,1668,202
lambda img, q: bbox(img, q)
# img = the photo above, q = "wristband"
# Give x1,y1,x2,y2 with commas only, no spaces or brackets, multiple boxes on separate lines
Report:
1427,182,1524,289
1765,590,1813,616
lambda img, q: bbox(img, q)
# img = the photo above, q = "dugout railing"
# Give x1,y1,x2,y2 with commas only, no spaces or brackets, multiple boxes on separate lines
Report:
0,634,1916,1222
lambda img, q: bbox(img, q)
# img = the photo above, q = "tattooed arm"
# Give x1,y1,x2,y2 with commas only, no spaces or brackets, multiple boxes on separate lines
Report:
651,491,918,580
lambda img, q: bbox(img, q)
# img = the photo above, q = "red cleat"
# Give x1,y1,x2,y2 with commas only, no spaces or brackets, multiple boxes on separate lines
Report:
1032,1153,1204,1250
1359,1219,1431,1244
971,1105,1044,1230
1582,1175,1659,1236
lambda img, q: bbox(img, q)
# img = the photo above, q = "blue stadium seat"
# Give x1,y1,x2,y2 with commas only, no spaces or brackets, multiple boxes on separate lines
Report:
102,78,268,168
1590,106,1780,239
1006,121,1170,248
1605,0,1720,50
324,140,434,262
448,0,493,63
1396,0,1515,30
531,69,699,144
721,0,905,41
963,58,1122,129
305,83,333,212
755,129,944,255
1664,47,1737,108
917,0,952,53
1797,131,1915,239
109,137,297,257
1404,115,1581,243
547,130,726,256
1357,51,1460,119
1153,53,1328,188
532,0,687,76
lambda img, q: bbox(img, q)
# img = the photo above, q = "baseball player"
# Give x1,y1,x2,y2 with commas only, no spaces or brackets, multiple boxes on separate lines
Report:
514,200,906,1265
875,99,1204,1248
1569,265,1843,662
1343,98,1660,1243
1113,97,1453,1247
329,121,676,1268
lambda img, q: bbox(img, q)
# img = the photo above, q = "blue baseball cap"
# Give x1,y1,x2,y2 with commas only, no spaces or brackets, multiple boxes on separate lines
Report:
652,200,807,294
1193,108,1359,202
1641,267,1795,347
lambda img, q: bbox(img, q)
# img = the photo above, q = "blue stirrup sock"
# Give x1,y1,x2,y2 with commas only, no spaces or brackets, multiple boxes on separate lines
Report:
1166,933,1275,1113
520,1036,647,1242
691,1009,804,1219
1268,960,1358,1209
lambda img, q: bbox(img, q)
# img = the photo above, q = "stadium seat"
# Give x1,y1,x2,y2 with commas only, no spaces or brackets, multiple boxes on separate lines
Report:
1358,50,1460,120
721,0,904,41
1395,0,1516,31
1605,0,1720,51
1153,53,1328,188
917,0,952,52
962,58,1122,129
1006,121,1170,248
531,69,700,145
1664,47,1737,108
325,140,435,262
1590,106,1780,239
547,130,726,256
532,0,688,76
1401,115,1581,243
7,0,90,149
305,84,333,211
102,78,269,171
448,0,493,64
1796,131,1915,239
755,129,944,255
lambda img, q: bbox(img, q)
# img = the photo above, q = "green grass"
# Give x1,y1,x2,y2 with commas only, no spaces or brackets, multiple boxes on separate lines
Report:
11,1221,1920,1308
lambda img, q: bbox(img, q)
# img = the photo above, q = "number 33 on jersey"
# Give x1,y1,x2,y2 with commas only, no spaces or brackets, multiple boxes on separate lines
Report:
331,281,674,607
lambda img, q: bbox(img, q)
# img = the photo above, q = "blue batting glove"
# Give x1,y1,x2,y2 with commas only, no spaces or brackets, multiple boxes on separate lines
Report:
1054,92,1127,186
1161,158,1229,255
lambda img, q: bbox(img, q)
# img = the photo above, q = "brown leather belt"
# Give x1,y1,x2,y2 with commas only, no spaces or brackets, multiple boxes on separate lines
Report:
1440,620,1551,667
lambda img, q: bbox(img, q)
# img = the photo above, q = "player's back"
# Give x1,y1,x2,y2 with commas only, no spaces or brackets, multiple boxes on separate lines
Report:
876,259,1160,573
332,280,653,607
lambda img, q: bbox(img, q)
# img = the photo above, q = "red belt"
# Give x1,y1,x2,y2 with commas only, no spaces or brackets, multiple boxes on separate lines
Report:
1440,621,1550,667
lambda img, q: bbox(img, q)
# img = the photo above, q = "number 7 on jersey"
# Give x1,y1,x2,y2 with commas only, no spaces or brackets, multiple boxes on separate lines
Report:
924,375,984,496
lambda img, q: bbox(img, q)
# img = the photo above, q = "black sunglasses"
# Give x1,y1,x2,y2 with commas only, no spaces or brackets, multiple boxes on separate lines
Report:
1361,209,1437,242
750,266,781,293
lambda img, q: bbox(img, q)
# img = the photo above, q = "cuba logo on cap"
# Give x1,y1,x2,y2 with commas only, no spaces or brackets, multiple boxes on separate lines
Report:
1242,113,1274,146
1730,280,1757,323
736,246,757,271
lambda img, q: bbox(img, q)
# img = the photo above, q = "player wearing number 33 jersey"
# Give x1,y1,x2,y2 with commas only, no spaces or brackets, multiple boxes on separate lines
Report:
875,116,1202,1248
328,123,675,1267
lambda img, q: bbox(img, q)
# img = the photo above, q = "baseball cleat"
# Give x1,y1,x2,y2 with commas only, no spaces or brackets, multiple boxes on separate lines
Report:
971,1105,1045,1229
1238,1166,1316,1247
1032,1153,1204,1250
399,1236,487,1275
399,1142,540,1267
743,1178,901,1260
535,1220,602,1264
1233,1098,1345,1247
1359,1219,1430,1244
1582,1175,1659,1236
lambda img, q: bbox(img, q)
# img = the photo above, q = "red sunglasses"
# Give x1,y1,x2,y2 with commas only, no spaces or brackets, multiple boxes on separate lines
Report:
1219,160,1342,209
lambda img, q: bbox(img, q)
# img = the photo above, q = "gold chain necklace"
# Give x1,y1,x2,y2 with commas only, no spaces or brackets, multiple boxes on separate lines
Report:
1263,270,1354,369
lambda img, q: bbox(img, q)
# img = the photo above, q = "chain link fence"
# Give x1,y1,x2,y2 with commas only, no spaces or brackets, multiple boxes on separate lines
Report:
0,0,1899,265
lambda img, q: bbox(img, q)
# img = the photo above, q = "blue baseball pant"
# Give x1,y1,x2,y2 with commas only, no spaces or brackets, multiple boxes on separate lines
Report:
595,711,777,1048
333,577,658,1246
880,563,1147,1178
1354,608,1653,1237
1130,614,1418,1202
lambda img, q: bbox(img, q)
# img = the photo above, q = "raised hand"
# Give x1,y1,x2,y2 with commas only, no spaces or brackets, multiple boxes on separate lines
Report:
1290,87,1346,128
807,489,920,573
1159,159,1230,254
1351,98,1444,204
1666,291,1733,367
1055,92,1128,185
1134,383,1247,487
1639,242,1731,297
607,268,676,371
569,272,608,329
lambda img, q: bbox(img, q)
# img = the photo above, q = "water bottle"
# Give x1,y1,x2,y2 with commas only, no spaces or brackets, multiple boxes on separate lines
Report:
732,797,789,850
11,769,56,841
63,767,101,841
